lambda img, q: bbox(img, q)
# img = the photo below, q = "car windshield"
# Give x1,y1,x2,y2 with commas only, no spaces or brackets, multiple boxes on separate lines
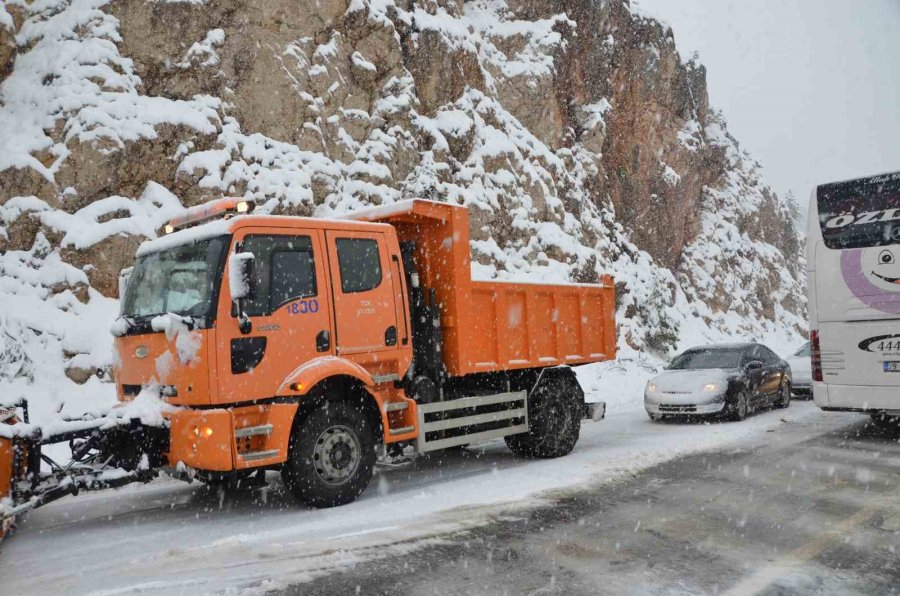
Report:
794,343,811,357
121,236,229,319
669,348,744,370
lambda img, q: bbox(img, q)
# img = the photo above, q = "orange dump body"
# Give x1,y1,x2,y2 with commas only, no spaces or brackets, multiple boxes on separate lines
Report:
350,200,617,377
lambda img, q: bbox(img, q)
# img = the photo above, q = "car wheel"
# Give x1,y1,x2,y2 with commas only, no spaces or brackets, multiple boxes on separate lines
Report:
777,381,791,409
728,390,749,421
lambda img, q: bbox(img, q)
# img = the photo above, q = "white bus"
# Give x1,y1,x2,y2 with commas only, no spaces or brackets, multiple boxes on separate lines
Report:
808,170,900,420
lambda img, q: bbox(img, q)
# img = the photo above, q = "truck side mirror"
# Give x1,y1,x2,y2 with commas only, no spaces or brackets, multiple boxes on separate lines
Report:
229,252,256,302
229,252,255,334
118,267,134,302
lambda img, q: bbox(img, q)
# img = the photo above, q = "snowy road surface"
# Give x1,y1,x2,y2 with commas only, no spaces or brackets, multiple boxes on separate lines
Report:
292,406,900,595
0,402,869,595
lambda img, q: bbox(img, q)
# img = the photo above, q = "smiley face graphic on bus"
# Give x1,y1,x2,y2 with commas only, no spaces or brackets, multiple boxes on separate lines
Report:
841,244,900,316
863,247,900,292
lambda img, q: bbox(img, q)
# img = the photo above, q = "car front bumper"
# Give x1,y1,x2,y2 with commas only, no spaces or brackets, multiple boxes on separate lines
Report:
645,401,726,416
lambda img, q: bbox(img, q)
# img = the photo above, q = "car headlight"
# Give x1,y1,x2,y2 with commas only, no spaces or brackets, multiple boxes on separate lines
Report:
702,383,719,393
646,383,657,393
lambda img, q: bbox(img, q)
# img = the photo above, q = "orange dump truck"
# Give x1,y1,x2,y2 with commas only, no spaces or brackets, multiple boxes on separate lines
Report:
0,198,614,531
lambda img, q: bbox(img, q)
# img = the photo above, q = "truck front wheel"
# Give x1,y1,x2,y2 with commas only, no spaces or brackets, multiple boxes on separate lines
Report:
281,401,376,508
505,376,581,458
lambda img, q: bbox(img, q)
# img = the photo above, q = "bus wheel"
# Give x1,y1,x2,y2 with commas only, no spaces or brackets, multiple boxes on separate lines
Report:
506,376,580,458
281,401,376,508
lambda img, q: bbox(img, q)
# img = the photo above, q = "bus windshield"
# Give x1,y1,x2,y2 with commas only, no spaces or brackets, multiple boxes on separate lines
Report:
818,172,900,250
122,236,229,319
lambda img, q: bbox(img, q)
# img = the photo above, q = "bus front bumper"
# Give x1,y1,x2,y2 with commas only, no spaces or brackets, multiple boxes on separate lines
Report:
813,382,900,413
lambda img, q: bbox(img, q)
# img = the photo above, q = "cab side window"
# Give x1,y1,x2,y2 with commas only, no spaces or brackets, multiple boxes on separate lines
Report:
335,238,382,293
240,235,316,315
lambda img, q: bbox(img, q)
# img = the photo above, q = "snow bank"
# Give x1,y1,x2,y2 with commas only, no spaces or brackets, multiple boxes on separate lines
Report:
0,232,119,424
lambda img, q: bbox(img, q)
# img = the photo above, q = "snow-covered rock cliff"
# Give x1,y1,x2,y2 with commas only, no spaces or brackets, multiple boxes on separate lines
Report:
0,0,805,421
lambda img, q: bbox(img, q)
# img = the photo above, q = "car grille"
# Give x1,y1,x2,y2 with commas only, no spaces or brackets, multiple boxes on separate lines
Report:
658,404,698,413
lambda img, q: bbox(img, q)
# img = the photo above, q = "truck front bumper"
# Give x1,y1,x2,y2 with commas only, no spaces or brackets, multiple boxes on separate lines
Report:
167,403,298,472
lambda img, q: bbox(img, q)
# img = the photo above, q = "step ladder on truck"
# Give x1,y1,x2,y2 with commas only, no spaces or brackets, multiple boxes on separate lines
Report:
0,198,616,538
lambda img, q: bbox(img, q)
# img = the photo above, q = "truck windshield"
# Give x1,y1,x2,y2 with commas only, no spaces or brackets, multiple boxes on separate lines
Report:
122,236,229,319
669,348,743,370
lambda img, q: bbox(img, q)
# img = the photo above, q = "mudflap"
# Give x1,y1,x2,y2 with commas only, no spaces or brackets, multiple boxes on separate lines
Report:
0,399,166,542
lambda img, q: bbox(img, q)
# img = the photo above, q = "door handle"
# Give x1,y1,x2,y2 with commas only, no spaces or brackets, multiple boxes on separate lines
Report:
385,326,397,347
316,330,331,352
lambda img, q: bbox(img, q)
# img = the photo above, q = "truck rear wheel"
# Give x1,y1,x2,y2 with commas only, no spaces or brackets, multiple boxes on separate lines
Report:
505,376,581,458
281,401,376,508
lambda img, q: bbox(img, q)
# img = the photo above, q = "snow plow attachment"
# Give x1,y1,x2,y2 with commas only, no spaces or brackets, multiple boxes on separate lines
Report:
0,399,164,542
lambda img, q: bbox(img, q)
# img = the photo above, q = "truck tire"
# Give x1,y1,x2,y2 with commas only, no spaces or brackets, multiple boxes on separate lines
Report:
505,376,581,458
281,400,376,508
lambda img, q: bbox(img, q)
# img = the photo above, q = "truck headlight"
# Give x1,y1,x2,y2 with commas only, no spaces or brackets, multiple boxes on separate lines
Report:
702,383,719,393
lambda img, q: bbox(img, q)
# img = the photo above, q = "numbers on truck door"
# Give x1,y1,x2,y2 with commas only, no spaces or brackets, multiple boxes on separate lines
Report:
287,299,319,315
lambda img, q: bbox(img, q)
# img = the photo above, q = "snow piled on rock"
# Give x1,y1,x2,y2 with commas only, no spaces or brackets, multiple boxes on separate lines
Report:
0,0,806,427
0,0,219,179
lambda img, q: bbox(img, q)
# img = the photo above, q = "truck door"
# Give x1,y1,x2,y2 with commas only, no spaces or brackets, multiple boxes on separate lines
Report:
215,229,334,404
325,230,400,377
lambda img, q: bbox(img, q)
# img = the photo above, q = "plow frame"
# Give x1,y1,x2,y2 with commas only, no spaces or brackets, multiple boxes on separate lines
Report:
1,399,164,533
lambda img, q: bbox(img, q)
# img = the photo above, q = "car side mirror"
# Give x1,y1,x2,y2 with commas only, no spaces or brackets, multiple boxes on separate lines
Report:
229,252,255,334
746,360,763,371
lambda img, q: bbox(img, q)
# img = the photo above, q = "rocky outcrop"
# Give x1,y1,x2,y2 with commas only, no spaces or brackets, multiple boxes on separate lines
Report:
0,0,806,389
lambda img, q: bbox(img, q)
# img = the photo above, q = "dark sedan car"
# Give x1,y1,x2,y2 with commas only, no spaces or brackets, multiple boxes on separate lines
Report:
644,343,793,421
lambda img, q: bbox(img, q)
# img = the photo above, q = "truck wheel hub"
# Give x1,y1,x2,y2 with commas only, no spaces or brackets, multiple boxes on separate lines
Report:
314,425,360,485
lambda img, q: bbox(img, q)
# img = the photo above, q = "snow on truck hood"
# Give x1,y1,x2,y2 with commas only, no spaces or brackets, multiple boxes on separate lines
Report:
649,368,736,393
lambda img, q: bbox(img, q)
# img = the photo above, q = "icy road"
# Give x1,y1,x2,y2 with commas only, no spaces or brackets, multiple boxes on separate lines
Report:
0,402,891,595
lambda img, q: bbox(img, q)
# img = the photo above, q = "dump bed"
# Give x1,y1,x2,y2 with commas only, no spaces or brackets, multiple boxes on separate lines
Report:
350,200,616,377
